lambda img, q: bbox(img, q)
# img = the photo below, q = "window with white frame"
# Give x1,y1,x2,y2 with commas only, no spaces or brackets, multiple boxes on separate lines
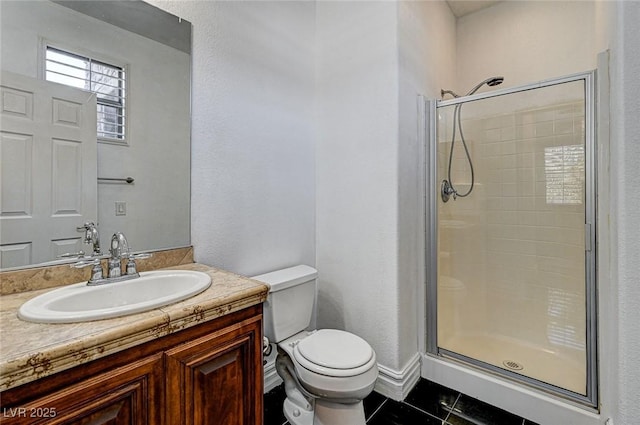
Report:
45,46,126,142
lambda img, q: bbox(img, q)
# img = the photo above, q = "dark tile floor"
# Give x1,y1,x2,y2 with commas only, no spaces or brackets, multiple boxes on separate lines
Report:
264,379,541,425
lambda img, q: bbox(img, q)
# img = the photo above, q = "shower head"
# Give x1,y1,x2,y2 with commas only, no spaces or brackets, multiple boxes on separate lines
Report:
440,89,460,99
466,76,504,96
440,76,504,100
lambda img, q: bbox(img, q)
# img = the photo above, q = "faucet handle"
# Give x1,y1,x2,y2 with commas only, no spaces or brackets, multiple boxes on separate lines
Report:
70,258,104,284
70,258,100,268
76,222,95,232
58,250,85,259
130,252,152,260
125,252,152,275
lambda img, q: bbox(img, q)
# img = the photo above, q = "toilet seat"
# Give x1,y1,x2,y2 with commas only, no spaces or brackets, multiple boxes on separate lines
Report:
292,329,376,377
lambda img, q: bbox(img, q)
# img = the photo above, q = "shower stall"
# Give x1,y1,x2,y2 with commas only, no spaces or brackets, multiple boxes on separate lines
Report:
424,72,597,409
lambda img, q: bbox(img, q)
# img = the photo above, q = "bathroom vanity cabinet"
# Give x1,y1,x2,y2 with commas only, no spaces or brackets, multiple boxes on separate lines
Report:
0,305,264,425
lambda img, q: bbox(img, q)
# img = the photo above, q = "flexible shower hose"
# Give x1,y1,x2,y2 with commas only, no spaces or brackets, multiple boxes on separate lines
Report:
446,102,475,199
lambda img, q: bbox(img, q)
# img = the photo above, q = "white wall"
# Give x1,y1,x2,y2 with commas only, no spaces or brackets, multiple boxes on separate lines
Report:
397,0,456,377
0,0,191,255
609,1,640,422
315,0,401,371
149,0,316,276
456,1,606,91
315,0,456,394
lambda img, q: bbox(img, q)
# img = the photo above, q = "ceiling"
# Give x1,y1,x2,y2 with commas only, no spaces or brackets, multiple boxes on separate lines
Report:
446,0,502,18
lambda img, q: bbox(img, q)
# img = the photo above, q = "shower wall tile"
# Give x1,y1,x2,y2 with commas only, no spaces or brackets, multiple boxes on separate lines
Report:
517,152,535,167
534,108,555,123
485,129,501,143
501,127,516,142
535,121,554,137
554,119,575,134
502,154,517,169
517,124,536,139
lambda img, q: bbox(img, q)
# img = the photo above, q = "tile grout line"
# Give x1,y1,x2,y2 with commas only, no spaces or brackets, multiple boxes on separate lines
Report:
400,398,453,424
365,398,388,423
442,392,462,424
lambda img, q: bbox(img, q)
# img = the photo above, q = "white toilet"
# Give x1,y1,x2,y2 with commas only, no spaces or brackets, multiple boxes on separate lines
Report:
252,265,378,425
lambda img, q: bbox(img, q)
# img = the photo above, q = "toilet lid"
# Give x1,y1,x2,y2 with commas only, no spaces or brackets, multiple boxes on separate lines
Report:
293,329,375,377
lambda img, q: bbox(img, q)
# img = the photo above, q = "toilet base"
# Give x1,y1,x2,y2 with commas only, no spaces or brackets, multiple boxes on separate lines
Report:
283,397,314,425
314,399,366,425
284,398,366,425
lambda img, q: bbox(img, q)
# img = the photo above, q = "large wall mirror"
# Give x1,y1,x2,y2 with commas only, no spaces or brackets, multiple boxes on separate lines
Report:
0,0,191,270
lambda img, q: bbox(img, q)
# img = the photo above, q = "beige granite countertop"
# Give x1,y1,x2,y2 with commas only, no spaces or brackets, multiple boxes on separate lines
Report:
0,263,269,391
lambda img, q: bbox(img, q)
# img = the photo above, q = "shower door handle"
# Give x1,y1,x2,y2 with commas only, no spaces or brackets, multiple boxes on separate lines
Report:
585,223,593,252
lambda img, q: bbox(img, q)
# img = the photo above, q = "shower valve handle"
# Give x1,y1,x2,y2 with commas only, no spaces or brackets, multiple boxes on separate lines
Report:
441,180,456,203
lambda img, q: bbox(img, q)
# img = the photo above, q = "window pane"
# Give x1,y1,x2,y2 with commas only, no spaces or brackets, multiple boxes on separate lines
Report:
545,145,585,205
45,46,126,141
45,52,90,90
90,63,123,102
97,104,124,138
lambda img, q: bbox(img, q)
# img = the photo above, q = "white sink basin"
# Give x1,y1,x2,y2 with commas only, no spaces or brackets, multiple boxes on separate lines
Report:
18,270,212,324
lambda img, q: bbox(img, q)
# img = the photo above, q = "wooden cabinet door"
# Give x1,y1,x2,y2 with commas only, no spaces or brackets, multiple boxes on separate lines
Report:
0,354,163,425
165,316,263,425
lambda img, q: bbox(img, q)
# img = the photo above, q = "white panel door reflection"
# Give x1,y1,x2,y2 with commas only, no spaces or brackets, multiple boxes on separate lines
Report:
0,71,97,268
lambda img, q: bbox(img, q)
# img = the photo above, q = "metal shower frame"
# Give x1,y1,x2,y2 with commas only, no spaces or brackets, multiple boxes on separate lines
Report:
425,71,598,407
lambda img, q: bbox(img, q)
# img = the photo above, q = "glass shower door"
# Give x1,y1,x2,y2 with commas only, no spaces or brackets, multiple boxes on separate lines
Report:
431,74,596,405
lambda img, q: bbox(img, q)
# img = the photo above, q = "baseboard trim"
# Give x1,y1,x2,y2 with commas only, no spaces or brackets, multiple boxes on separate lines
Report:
374,353,421,401
264,344,282,393
264,357,283,393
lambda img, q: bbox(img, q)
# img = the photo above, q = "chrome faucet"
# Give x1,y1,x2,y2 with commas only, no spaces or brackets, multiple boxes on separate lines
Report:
108,232,129,278
78,222,101,256
70,231,151,286
59,222,102,259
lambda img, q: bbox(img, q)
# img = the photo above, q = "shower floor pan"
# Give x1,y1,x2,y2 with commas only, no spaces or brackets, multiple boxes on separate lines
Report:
439,333,586,395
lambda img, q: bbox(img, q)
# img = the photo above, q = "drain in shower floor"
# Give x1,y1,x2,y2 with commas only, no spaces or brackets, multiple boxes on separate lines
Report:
502,360,524,370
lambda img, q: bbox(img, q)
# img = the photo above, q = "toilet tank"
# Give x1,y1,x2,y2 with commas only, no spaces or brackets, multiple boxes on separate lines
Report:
251,265,317,343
